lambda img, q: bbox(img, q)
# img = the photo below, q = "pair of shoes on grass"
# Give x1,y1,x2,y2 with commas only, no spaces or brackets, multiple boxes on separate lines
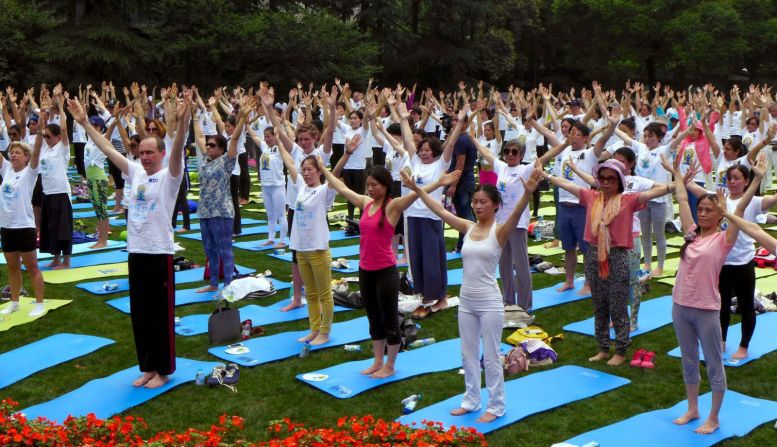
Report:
630,348,656,368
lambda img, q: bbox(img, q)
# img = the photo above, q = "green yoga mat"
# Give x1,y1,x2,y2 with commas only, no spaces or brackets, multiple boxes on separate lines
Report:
658,266,777,287
0,298,72,331
576,246,681,264
666,235,685,247
536,206,557,217
528,243,564,256
42,263,128,284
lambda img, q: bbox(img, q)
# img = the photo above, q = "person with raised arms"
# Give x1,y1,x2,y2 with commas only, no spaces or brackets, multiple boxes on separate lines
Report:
401,165,543,423
661,152,759,435
67,90,191,389
0,141,45,317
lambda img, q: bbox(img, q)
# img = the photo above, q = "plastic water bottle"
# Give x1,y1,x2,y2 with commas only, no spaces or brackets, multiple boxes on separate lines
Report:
299,342,311,358
407,338,436,349
195,369,204,385
534,228,542,242
402,394,422,414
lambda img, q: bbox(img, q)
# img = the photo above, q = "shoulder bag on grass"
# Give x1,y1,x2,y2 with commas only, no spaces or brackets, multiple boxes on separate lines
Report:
208,300,241,346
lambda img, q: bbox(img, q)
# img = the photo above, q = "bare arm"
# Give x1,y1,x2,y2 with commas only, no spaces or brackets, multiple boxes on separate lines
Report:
440,105,469,164
66,99,129,174
495,168,542,245
167,91,192,178
543,168,582,198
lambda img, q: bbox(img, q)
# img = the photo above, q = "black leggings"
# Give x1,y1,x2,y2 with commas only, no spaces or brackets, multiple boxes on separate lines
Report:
342,169,365,219
238,152,250,200
171,180,190,230
719,261,756,348
359,266,401,345
108,157,125,189
230,175,242,235
330,143,345,172
73,142,86,179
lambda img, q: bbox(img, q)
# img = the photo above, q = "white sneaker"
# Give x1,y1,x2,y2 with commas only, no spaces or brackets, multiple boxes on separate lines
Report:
173,242,185,252
28,303,45,317
1,301,20,314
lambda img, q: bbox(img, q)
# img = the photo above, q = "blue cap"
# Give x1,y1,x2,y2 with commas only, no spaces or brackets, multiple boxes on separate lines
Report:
89,116,106,128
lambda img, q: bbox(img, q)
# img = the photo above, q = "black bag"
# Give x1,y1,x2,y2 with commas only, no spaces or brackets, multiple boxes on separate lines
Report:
333,290,363,309
399,272,413,295
397,314,420,349
208,300,241,346
173,256,194,271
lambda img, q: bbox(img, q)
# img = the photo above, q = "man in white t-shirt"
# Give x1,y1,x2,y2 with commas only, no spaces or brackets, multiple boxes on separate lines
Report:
67,92,190,390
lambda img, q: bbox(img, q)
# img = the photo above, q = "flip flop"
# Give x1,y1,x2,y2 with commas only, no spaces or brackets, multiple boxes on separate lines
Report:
411,306,431,320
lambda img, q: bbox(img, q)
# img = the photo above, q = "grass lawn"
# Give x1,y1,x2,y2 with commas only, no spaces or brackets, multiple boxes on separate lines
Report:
2,168,775,446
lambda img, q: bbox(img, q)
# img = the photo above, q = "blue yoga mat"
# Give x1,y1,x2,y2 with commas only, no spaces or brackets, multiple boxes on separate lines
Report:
72,200,117,210
110,213,203,227
31,249,128,271
533,278,590,310
563,390,777,447
178,225,269,240
73,209,123,219
563,295,672,338
0,240,127,264
75,264,257,295
176,299,353,336
232,230,358,252
209,316,370,366
20,357,222,423
397,365,630,433
0,334,114,389
297,339,512,398
667,311,777,367
105,278,292,313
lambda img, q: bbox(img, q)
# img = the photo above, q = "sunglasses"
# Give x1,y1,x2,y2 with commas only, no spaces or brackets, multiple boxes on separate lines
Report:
504,149,521,156
597,175,618,183
42,133,52,139
205,143,218,148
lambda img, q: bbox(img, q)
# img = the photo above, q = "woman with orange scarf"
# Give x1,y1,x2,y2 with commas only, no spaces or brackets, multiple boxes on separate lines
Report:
544,159,672,365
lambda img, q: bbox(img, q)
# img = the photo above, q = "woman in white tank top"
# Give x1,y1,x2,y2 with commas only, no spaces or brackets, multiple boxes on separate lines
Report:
401,166,543,424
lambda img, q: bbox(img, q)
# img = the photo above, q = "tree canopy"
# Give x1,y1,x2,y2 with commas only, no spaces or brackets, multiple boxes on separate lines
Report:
3,0,776,90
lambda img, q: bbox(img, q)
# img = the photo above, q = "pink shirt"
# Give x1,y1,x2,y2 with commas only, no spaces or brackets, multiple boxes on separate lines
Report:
579,189,645,250
359,201,396,271
673,231,733,310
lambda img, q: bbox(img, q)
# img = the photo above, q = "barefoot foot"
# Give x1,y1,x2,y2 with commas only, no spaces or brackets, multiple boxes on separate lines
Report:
694,419,720,434
577,286,591,296
144,374,170,389
196,285,219,293
589,351,609,362
281,301,304,312
298,331,319,343
310,333,330,345
450,407,473,416
132,372,156,387
360,362,383,375
261,240,275,246
51,263,69,270
476,412,499,423
557,282,575,292
90,242,107,249
651,267,664,277
45,260,61,269
370,365,395,379
673,410,700,425
731,346,748,360
543,239,560,249
607,354,626,366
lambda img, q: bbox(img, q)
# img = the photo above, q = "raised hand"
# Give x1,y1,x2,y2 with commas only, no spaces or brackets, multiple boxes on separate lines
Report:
400,169,418,191
752,152,768,178
67,99,88,124
345,134,362,153
521,168,544,193
437,170,462,187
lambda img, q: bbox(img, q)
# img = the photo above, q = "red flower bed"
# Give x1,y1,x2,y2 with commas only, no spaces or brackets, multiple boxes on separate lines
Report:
0,398,487,446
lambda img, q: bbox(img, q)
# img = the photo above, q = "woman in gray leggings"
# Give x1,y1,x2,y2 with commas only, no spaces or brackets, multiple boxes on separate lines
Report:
665,155,761,435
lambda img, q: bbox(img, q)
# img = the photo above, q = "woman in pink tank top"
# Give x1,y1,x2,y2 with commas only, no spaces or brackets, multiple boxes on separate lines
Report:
320,137,457,378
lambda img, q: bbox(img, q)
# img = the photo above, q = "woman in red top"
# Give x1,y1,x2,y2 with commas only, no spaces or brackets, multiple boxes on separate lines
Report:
320,151,458,378
545,159,671,365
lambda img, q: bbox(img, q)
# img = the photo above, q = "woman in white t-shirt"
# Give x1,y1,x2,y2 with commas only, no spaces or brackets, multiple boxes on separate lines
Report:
246,126,287,247
35,104,72,270
0,142,45,317
277,135,336,346
402,104,467,318
476,113,502,186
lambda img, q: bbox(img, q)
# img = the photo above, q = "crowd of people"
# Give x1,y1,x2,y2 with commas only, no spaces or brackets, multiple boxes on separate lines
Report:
2,79,777,432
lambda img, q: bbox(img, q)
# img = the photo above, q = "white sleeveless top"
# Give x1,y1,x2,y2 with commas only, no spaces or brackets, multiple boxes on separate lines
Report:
459,221,504,312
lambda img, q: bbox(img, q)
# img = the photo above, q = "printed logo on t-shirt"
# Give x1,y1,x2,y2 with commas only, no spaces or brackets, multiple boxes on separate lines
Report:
518,135,527,144
497,180,507,192
743,136,753,148
562,163,575,180
682,145,695,165
136,185,147,202
414,174,424,185
260,153,271,170
386,158,392,171
718,170,727,187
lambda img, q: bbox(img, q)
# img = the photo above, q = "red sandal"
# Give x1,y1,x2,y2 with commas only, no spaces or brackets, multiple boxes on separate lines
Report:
630,348,646,367
641,351,656,369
